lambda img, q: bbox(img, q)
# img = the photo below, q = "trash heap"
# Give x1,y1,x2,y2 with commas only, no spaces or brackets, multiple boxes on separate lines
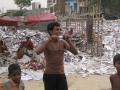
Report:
0,19,120,80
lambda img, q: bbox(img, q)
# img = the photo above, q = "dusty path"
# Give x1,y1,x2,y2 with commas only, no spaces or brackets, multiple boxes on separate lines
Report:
0,74,111,90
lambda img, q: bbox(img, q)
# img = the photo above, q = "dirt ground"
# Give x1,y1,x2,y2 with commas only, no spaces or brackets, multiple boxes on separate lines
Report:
0,74,111,90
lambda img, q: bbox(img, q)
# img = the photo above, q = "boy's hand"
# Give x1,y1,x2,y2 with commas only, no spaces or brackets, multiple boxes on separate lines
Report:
63,34,71,41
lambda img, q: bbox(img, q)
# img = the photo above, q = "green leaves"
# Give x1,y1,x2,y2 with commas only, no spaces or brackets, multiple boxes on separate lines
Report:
13,10,24,16
14,0,32,10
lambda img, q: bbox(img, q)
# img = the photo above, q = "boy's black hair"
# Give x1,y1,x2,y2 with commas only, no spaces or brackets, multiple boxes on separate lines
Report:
8,63,21,76
47,22,60,35
26,36,30,40
0,40,3,45
113,54,120,65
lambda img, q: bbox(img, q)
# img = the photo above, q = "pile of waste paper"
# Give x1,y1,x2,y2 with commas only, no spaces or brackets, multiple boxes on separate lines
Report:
0,19,120,80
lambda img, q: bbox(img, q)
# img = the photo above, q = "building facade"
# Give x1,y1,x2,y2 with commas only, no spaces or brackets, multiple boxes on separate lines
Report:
65,0,77,15
47,0,65,15
32,2,41,10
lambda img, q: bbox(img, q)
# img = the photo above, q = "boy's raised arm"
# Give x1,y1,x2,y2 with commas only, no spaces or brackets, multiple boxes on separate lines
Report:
64,34,78,55
36,41,47,54
66,39,78,55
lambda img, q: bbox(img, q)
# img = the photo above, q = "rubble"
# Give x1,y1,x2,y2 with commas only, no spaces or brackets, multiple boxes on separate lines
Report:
0,19,120,80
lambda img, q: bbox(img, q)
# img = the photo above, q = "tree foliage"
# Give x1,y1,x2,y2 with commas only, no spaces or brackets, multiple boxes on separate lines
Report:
13,10,24,16
14,0,32,10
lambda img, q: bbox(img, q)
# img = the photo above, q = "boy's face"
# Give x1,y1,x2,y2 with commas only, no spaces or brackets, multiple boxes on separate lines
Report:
10,71,21,84
50,26,62,36
114,62,120,73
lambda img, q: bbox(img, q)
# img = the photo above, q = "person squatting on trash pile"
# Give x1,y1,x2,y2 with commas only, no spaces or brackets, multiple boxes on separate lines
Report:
36,22,78,90
17,36,34,59
0,39,9,55
110,54,120,90
0,63,25,90
0,39,10,65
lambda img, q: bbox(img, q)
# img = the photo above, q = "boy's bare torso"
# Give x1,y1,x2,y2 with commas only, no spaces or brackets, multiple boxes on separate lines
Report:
110,74,120,90
44,40,65,74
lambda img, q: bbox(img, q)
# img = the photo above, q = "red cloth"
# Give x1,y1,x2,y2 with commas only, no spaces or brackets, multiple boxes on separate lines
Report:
24,40,34,50
0,17,18,26
24,13,56,22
